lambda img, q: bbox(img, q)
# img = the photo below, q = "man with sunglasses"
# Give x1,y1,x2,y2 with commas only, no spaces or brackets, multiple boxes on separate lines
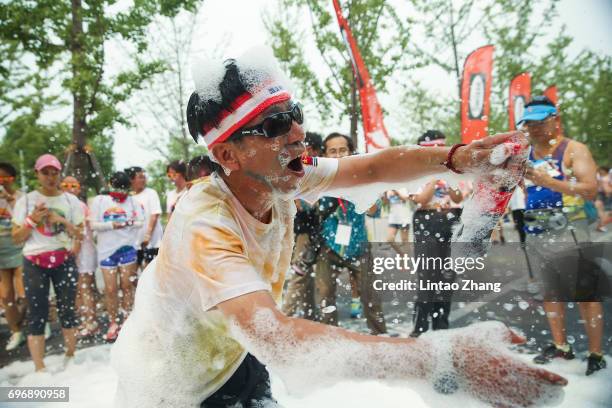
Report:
518,96,606,376
111,52,566,407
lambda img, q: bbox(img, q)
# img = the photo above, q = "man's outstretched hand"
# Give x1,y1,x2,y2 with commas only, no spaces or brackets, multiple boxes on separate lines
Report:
425,321,566,407
452,131,529,175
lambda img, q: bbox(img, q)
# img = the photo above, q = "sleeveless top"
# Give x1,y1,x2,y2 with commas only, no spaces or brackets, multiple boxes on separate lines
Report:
525,138,585,220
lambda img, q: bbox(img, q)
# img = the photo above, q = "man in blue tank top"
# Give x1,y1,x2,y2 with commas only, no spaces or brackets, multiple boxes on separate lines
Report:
520,96,606,376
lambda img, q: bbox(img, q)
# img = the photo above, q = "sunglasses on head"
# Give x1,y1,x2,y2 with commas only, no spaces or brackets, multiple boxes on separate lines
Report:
237,102,304,139
61,182,80,189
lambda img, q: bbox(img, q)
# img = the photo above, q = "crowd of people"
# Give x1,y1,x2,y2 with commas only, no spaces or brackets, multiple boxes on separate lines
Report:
0,91,608,401
0,154,213,371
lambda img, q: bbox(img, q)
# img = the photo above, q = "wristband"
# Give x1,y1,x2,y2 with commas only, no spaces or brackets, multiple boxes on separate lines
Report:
24,216,37,229
443,144,467,174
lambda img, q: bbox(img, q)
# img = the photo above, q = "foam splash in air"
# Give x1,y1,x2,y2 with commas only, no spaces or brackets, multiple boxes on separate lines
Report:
452,133,530,257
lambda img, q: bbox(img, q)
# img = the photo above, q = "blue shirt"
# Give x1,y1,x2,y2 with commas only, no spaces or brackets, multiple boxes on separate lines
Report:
319,197,368,259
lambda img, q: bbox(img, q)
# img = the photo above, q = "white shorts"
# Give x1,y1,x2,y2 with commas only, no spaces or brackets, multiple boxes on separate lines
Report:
77,237,98,274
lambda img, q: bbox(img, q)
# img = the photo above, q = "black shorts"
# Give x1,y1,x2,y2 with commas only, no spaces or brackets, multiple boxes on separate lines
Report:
137,247,159,266
201,354,277,407
538,242,611,302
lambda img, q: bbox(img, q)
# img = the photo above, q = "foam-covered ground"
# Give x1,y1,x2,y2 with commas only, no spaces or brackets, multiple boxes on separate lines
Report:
0,344,610,407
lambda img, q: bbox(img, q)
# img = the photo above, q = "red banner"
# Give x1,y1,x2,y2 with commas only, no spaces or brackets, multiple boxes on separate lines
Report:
544,85,558,106
332,0,390,152
508,72,531,130
461,45,494,144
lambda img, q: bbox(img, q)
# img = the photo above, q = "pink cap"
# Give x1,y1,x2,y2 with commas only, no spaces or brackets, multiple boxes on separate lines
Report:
34,154,62,171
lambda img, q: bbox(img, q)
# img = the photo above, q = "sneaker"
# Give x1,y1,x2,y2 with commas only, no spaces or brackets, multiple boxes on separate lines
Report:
105,323,121,342
533,343,575,364
350,298,362,318
5,331,25,351
586,353,607,376
44,323,52,340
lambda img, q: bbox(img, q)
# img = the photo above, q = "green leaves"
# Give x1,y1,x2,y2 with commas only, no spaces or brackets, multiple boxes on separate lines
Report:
0,0,203,188
266,0,411,138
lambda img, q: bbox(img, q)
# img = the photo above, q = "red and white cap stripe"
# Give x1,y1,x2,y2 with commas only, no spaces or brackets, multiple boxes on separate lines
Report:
201,83,291,147
418,138,446,147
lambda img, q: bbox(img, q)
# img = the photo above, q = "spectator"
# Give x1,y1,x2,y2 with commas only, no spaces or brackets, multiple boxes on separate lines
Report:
166,160,188,215
508,184,527,244
385,188,413,243
315,132,387,334
410,130,463,337
282,131,324,320
0,162,26,351
186,155,213,182
125,167,163,269
60,176,99,338
11,154,84,371
90,171,144,342
519,96,606,375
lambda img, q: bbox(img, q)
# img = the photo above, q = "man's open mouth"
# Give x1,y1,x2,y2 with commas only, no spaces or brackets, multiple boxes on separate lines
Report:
287,156,304,174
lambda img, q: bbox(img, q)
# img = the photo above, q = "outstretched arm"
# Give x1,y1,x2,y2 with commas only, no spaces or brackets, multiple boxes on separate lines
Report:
327,132,518,191
217,290,567,406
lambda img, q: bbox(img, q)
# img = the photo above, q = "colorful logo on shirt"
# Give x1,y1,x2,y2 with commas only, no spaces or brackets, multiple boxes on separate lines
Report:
36,207,67,237
434,181,449,198
103,207,128,223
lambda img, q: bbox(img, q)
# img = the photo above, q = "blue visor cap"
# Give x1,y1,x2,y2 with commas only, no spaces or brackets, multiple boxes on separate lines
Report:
517,105,558,126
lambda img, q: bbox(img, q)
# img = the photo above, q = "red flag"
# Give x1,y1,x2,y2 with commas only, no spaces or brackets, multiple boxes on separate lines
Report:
332,0,390,152
544,85,558,106
461,45,494,144
508,72,531,130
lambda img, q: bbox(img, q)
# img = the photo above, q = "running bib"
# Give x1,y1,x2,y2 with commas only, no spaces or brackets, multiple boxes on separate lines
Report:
335,223,352,246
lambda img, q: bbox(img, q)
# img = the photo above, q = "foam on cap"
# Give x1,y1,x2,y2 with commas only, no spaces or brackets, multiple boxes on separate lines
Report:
235,46,295,96
191,55,226,103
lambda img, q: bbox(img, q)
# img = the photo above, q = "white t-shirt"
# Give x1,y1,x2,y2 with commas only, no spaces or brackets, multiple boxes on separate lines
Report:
386,188,413,225
0,190,23,237
12,191,84,256
90,195,144,261
111,158,338,407
132,187,163,249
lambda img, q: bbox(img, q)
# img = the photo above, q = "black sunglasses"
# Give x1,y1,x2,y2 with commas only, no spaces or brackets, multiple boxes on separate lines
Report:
238,103,304,139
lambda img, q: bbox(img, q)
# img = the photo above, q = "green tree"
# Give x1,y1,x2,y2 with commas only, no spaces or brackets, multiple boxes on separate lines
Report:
398,0,558,144
0,0,201,192
482,1,612,164
265,0,412,147
127,8,218,164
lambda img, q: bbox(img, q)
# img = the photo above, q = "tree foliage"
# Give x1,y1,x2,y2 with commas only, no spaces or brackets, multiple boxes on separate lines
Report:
0,0,201,192
265,0,412,144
